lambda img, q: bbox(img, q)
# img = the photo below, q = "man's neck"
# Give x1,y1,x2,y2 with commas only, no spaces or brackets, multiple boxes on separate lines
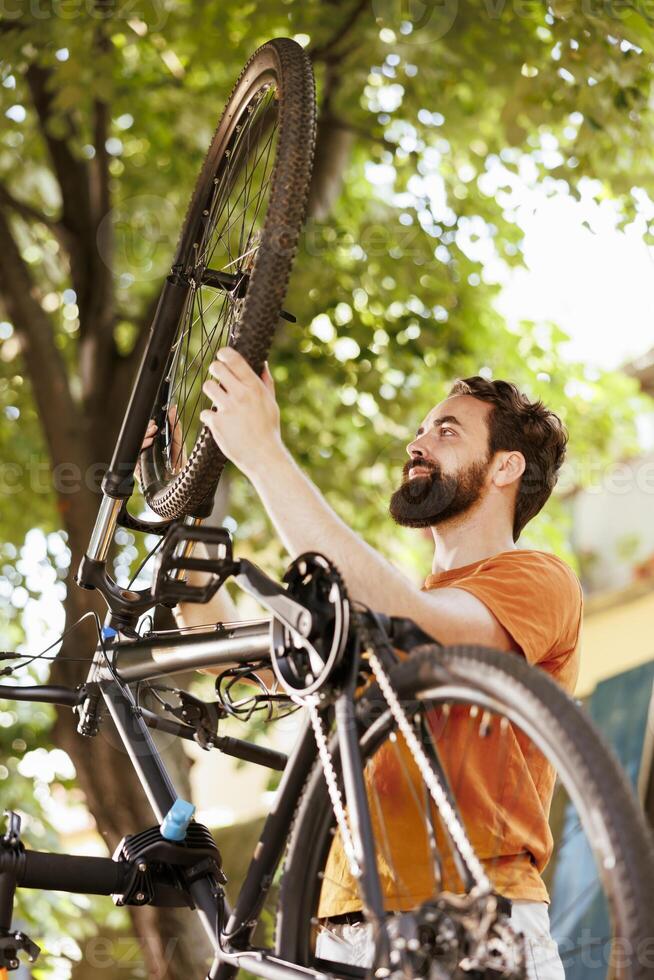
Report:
430,521,517,575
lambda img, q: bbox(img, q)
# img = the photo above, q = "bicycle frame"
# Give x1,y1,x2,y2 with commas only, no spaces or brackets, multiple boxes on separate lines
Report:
0,619,395,980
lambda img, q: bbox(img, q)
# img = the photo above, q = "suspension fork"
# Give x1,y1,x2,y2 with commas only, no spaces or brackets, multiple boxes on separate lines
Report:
102,273,190,503
77,274,190,604
71,276,194,636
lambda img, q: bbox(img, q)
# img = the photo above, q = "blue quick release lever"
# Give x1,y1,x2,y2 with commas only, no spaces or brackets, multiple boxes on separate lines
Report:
160,799,195,842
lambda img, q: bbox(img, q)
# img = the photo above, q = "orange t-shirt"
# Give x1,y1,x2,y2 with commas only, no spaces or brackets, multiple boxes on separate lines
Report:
318,549,583,916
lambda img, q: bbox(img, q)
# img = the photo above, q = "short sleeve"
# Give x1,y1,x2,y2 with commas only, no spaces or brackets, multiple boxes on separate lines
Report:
449,553,582,666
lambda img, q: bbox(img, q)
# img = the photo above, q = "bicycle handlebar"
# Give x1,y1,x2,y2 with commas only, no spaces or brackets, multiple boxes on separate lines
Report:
0,685,84,707
0,848,129,896
0,846,199,910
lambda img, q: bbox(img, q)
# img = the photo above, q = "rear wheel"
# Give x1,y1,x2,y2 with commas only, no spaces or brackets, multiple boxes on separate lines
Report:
139,37,316,519
277,645,654,979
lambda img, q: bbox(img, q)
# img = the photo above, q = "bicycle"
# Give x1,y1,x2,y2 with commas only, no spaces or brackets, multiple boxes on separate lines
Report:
1,36,654,980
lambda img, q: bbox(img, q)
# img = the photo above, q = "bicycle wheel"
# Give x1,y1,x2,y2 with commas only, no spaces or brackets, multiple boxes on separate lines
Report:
277,645,654,979
139,37,315,520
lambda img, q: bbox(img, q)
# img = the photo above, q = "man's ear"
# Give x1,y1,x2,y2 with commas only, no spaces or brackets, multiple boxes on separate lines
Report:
493,450,525,488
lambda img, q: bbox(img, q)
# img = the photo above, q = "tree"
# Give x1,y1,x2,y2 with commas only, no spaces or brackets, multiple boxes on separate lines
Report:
1,1,653,974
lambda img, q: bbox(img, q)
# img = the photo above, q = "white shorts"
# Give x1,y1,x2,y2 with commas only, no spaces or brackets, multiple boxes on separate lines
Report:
316,900,565,980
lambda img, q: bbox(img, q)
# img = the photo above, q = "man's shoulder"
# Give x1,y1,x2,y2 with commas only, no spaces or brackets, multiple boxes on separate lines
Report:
464,549,583,666
480,549,583,600
482,547,574,571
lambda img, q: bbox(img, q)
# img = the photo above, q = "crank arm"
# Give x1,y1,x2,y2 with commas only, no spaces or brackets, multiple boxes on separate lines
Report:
232,559,313,637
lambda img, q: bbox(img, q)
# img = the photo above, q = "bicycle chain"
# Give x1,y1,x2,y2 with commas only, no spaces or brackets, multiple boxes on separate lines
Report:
366,649,492,895
303,696,361,880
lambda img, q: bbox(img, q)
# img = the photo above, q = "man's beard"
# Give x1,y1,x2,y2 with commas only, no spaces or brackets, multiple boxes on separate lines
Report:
389,454,492,529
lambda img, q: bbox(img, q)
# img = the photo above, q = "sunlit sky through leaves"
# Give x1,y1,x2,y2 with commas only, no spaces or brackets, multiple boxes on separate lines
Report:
497,184,654,372
365,146,653,373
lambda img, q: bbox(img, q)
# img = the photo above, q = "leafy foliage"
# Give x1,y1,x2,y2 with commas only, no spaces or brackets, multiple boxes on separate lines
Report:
1,1,652,565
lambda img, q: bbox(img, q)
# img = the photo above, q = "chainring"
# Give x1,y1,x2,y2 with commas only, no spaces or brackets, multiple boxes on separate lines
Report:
270,552,349,696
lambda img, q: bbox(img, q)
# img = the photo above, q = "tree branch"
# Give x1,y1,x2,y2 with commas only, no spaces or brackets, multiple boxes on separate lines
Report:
0,181,75,260
25,62,95,326
0,184,56,228
90,7,113,228
309,0,370,63
21,15,118,412
77,15,117,410
80,93,116,408
91,99,111,224
0,208,84,472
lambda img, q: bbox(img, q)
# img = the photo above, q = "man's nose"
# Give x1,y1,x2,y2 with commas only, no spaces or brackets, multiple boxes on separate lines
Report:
406,437,426,459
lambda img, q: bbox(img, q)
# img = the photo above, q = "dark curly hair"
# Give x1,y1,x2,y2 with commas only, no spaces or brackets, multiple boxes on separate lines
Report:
447,376,569,542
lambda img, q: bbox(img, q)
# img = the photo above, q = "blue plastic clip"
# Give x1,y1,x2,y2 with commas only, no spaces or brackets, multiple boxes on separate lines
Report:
160,799,195,842
101,626,117,642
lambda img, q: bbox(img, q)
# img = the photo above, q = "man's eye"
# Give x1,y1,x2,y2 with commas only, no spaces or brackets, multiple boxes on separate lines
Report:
441,428,455,436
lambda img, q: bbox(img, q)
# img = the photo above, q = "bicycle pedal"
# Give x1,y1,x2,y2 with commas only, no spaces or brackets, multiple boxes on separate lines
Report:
152,523,237,607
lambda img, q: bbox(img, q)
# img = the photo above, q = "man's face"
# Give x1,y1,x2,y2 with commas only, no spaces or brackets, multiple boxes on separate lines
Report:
389,394,494,529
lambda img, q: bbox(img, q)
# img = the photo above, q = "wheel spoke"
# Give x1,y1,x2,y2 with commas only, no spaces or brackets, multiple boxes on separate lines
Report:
367,755,413,901
202,96,276,268
174,300,231,414
175,293,230,454
206,138,276,273
550,875,603,933
388,734,442,895
487,714,521,872
207,113,277,261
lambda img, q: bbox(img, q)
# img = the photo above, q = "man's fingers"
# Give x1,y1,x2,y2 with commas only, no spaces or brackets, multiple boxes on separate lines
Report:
200,408,220,440
208,359,235,390
214,347,254,381
202,378,228,407
140,420,158,453
167,406,181,427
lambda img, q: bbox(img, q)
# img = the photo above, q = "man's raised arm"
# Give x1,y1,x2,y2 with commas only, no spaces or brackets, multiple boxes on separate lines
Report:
199,349,516,654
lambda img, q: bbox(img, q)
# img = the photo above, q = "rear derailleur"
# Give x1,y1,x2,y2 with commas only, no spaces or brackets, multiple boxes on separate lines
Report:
376,891,526,979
